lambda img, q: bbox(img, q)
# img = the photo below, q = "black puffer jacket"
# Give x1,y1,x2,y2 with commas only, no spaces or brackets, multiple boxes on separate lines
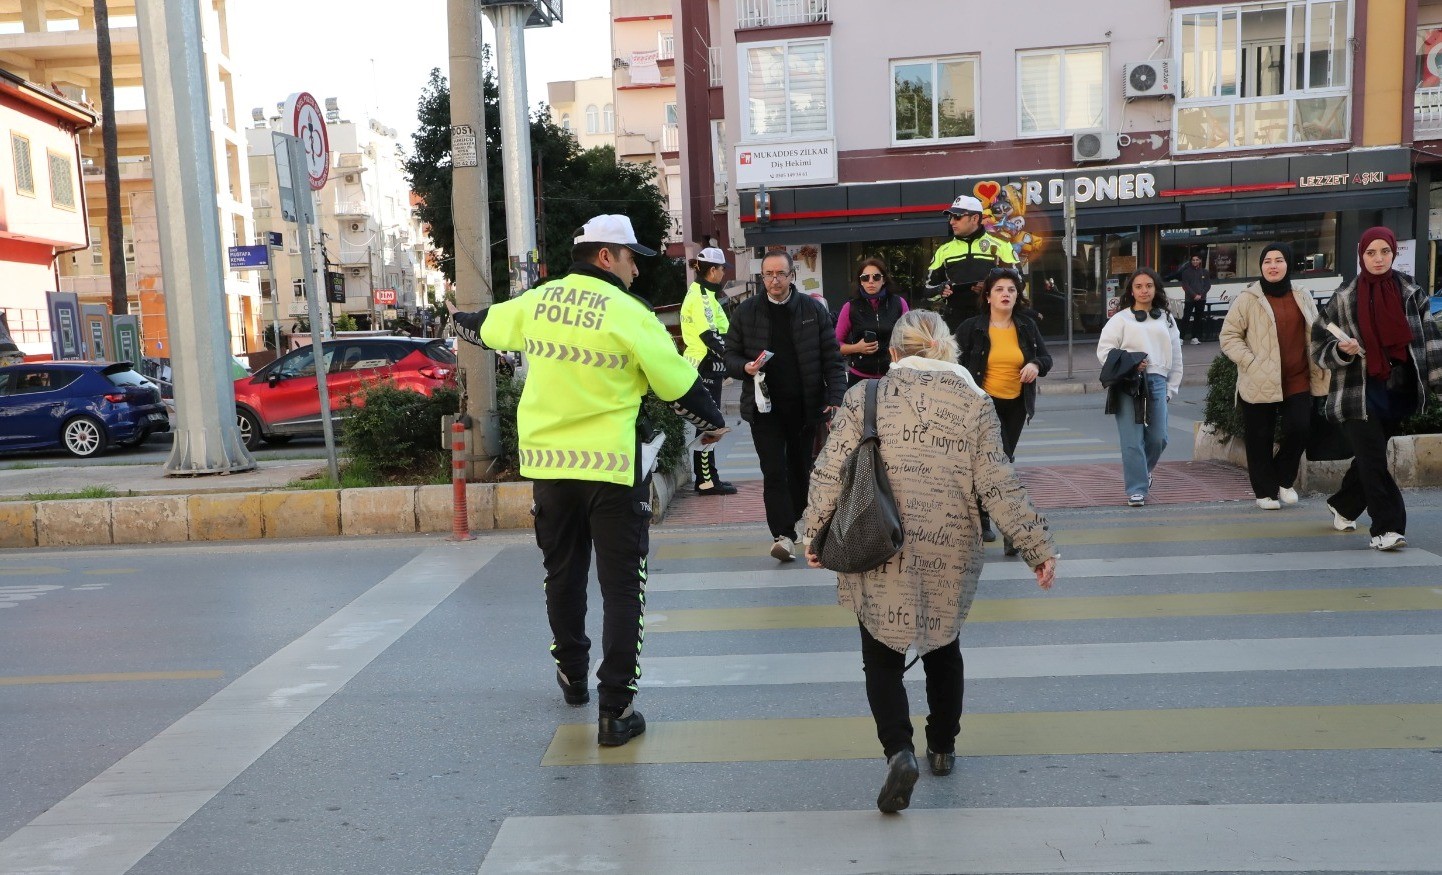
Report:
955,312,1053,421
724,287,846,423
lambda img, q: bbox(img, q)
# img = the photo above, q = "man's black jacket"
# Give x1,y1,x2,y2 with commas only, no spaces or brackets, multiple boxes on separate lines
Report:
723,287,845,423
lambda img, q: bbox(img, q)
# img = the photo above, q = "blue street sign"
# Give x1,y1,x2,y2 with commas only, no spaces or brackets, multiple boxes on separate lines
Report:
266,231,283,248
228,244,270,269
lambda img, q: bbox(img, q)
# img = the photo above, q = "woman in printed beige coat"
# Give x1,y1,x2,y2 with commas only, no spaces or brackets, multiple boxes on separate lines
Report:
1219,242,1328,509
800,309,1059,815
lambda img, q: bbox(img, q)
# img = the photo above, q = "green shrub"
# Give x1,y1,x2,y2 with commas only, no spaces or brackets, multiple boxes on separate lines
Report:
1202,354,1244,442
334,313,358,331
342,384,460,478
494,376,687,476
1400,392,1442,435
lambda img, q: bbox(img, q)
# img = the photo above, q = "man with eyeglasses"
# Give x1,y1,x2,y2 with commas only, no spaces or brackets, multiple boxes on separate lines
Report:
926,194,1020,333
724,250,846,561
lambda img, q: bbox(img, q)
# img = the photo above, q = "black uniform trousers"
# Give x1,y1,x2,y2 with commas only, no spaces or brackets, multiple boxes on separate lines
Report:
859,622,965,759
1239,392,1310,500
532,477,652,715
694,356,727,486
1180,296,1207,341
750,399,816,541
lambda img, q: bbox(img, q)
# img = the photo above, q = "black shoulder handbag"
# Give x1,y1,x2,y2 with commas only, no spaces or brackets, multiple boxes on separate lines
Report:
813,379,905,573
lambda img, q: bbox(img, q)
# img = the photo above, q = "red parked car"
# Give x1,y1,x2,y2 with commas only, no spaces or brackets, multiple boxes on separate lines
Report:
233,337,457,449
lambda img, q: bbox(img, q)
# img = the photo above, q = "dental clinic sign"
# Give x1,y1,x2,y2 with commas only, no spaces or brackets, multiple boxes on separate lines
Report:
735,139,837,188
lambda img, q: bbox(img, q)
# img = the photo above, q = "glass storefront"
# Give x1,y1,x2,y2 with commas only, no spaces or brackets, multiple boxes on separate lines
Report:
1158,212,1339,284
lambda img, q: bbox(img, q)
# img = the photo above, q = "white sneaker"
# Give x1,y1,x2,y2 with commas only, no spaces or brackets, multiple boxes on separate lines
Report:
1371,532,1406,551
1278,487,1299,505
770,536,796,562
1189,337,1201,345
1256,497,1282,510
1326,502,1357,532
1127,494,1146,507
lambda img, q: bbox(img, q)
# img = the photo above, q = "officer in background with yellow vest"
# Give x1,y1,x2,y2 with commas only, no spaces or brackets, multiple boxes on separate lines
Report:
448,214,726,747
927,194,1020,333
680,246,737,496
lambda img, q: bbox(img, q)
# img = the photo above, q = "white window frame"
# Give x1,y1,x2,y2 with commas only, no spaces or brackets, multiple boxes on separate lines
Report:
585,104,599,134
890,55,980,146
603,103,615,134
1172,0,1353,155
1015,45,1109,139
737,37,833,142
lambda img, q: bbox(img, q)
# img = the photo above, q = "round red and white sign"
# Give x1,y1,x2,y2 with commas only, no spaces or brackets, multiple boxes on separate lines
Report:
283,92,329,191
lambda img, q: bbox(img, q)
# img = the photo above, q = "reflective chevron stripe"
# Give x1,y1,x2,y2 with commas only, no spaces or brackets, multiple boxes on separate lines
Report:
520,448,632,473
524,338,630,370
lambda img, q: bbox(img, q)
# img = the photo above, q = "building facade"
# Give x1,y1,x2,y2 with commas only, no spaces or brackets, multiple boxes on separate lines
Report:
247,103,431,336
0,0,259,356
0,69,94,360
611,0,684,253
547,76,617,152
676,0,1423,333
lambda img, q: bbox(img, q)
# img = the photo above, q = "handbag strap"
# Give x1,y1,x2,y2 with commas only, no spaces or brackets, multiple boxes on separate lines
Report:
863,379,879,441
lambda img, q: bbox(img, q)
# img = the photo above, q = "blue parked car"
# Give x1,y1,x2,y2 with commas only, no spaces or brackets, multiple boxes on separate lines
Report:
0,361,169,458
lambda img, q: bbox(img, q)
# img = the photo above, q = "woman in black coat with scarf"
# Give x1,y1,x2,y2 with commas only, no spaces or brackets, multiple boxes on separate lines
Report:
956,267,1052,552
1312,226,1442,550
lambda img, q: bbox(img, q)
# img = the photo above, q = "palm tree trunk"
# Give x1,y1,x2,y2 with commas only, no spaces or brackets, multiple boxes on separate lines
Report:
95,0,128,315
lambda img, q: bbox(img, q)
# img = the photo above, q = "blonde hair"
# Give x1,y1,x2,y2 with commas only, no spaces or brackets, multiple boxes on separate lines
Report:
889,310,959,363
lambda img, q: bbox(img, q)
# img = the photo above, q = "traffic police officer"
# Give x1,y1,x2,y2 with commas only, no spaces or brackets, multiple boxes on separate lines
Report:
680,245,736,495
449,214,726,747
926,194,1020,332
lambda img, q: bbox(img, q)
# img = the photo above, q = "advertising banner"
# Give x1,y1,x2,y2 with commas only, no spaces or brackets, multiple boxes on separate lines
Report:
112,315,141,364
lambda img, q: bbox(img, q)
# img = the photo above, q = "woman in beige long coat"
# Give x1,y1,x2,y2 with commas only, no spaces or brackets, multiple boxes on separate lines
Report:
1219,242,1328,509
800,309,1058,815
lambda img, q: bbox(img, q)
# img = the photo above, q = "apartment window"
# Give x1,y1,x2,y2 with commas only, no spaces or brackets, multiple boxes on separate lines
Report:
89,227,103,267
1017,47,1106,136
1175,1,1351,153
585,104,598,134
741,38,830,139
892,56,978,143
11,133,34,196
603,103,615,134
560,113,571,131
293,279,306,298
48,150,76,209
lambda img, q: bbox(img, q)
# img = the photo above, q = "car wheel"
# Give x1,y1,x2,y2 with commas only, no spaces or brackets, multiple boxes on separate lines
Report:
236,408,263,450
262,434,293,445
62,415,108,458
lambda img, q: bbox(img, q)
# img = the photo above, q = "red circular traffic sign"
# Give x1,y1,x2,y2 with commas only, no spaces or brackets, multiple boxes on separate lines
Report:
284,92,330,191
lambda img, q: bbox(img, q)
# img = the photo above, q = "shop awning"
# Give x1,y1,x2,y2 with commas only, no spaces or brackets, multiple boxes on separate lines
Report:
1184,188,1411,222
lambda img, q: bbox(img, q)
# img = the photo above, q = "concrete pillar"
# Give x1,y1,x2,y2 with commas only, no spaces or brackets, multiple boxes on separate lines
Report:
482,1,538,298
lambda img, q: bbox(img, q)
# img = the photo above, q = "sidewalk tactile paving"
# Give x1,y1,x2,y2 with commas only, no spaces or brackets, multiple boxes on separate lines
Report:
660,460,1254,527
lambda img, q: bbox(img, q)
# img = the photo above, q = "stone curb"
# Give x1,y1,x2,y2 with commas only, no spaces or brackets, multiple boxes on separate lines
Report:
1191,423,1442,493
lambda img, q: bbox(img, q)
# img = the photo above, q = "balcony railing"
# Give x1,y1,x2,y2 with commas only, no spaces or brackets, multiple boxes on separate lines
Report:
708,45,723,87
665,208,683,244
1417,88,1442,139
661,123,679,152
737,0,828,28
335,201,369,218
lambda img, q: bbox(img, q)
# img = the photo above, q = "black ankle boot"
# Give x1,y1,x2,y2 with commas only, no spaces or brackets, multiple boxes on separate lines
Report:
556,669,589,706
597,706,646,746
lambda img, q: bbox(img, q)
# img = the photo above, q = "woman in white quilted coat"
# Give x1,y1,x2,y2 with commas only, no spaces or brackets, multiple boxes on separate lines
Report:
800,309,1058,815
1219,242,1328,509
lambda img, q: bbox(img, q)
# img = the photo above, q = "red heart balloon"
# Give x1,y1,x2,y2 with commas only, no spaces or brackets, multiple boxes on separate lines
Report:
974,181,1001,203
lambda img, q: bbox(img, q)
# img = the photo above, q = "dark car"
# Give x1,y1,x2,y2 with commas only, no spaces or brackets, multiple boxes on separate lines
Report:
233,337,457,450
0,361,170,458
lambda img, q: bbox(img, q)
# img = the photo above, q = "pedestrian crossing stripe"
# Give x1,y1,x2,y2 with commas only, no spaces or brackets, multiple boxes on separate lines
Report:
654,518,1348,559
539,702,1442,766
476,802,1442,874
646,586,1442,632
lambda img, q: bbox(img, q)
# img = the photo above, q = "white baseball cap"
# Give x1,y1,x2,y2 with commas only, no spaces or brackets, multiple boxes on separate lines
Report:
696,246,728,266
574,214,657,257
943,195,985,216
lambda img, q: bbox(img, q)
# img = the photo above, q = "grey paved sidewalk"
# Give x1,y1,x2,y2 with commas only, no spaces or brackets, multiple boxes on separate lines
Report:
0,458,329,499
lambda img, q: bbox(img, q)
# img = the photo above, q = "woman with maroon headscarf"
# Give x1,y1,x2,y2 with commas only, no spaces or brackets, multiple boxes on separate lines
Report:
1312,226,1442,550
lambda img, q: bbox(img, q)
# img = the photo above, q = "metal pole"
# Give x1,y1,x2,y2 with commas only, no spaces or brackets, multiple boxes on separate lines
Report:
450,0,498,469
290,138,341,484
136,0,255,475
267,257,282,356
484,1,538,301
1064,182,1077,380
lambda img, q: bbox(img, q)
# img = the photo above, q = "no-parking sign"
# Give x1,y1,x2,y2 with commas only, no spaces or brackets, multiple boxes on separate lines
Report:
283,92,329,191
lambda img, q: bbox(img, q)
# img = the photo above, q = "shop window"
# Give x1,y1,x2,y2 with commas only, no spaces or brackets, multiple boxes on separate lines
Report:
12,133,34,196
1175,0,1350,153
741,38,830,140
891,56,978,144
1159,213,1339,285
1017,47,1106,137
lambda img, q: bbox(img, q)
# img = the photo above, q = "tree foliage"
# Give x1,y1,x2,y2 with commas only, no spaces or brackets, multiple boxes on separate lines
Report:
405,59,681,305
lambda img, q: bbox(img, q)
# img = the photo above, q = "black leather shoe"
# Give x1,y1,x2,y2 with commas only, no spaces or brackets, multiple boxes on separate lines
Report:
1003,538,1019,557
926,749,955,776
695,480,738,496
981,523,997,543
597,707,646,746
876,750,919,814
556,670,589,706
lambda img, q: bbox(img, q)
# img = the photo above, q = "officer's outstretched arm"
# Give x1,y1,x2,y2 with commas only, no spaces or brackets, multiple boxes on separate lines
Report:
669,377,726,431
449,307,490,349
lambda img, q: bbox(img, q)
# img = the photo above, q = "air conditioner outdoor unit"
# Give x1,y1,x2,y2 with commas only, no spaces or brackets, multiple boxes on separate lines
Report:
713,180,729,208
350,222,361,232
344,173,357,184
1122,60,1174,98
350,267,364,277
1073,130,1121,163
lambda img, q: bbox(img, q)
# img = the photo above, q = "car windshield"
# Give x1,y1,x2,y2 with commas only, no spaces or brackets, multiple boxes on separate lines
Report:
422,341,457,364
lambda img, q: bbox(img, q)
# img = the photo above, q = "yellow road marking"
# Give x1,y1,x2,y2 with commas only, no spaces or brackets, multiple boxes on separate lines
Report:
654,520,1343,559
649,586,1442,632
0,670,224,687
0,566,65,576
543,702,1442,766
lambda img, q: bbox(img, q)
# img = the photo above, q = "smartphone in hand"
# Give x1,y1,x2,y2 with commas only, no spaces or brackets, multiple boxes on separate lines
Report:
862,330,877,344
752,350,775,369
